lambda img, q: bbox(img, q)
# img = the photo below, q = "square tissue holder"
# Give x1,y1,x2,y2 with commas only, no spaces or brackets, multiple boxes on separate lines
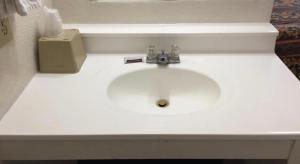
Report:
38,29,87,73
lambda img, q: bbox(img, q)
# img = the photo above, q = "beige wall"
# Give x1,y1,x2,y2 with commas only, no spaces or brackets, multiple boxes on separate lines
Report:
0,0,52,119
53,0,274,24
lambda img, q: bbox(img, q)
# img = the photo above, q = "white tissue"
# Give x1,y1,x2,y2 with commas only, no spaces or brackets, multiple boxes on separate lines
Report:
43,7,63,37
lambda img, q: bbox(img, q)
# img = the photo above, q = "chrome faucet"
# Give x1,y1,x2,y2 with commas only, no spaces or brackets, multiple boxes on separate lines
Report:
124,45,180,64
146,45,180,65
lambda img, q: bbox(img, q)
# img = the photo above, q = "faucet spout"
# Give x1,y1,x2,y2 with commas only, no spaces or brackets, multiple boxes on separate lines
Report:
158,50,169,65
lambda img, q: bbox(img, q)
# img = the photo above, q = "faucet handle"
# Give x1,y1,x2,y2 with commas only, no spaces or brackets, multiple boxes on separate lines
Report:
170,44,180,58
147,45,156,59
146,45,158,64
169,45,180,64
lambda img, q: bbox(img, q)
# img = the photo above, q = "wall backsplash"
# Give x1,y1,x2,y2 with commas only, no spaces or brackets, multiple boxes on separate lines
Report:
53,0,274,24
0,0,52,119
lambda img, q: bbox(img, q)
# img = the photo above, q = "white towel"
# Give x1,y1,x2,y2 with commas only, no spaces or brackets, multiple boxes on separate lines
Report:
14,0,42,16
0,0,42,18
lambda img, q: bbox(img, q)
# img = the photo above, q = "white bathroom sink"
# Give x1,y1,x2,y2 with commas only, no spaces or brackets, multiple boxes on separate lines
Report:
107,67,221,115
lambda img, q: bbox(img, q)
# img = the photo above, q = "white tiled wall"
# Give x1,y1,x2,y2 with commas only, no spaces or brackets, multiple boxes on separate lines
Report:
0,0,53,118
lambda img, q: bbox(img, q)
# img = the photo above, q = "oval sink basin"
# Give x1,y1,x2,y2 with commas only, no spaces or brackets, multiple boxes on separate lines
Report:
107,68,221,115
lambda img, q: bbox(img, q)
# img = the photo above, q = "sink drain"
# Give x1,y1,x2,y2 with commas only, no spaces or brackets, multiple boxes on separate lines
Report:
156,99,169,108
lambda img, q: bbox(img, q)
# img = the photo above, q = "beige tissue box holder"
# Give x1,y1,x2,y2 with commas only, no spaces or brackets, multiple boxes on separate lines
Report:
39,29,87,73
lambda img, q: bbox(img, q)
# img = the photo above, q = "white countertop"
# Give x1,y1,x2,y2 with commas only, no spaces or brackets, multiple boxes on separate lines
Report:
0,54,300,140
